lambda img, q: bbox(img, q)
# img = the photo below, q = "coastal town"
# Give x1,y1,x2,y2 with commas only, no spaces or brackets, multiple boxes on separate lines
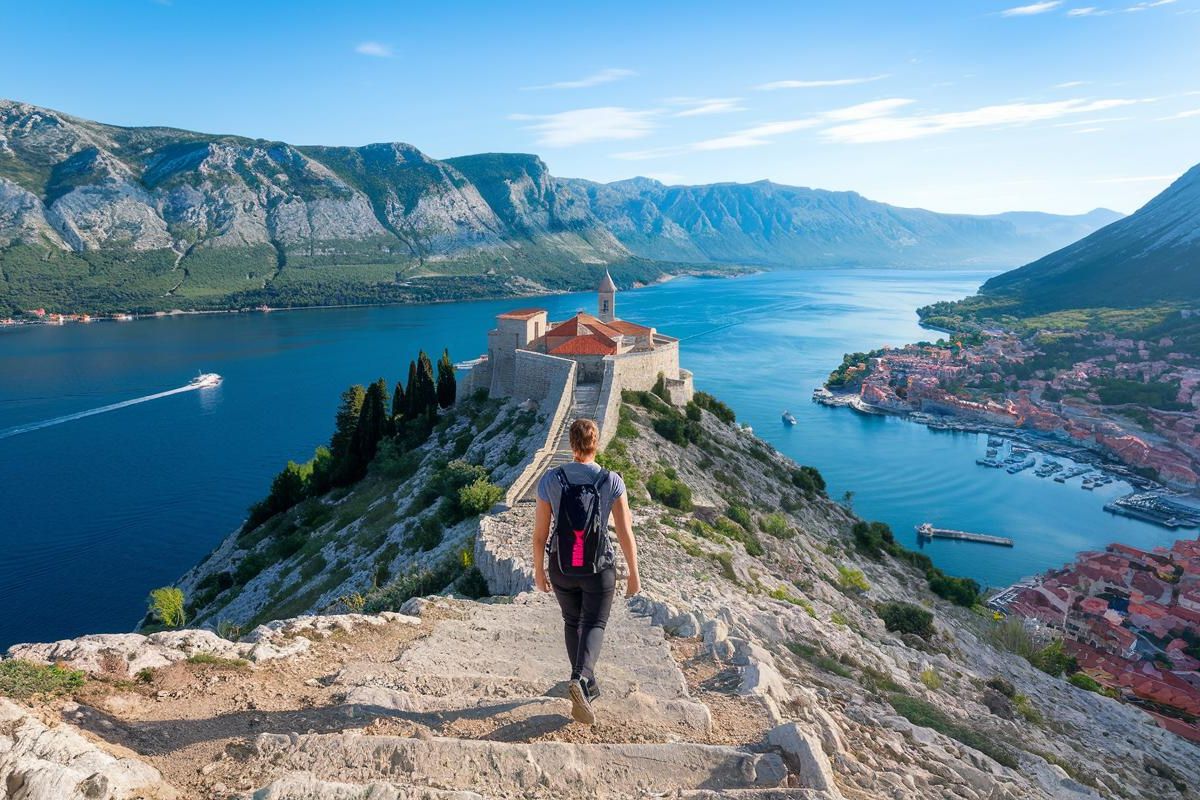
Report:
990,539,1200,742
816,329,1200,493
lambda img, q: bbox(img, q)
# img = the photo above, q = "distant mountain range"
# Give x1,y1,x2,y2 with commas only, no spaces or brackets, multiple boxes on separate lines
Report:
0,99,1122,313
561,177,1120,270
979,164,1200,311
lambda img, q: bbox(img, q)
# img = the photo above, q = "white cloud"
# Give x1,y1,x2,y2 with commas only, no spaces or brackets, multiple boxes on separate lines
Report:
524,68,636,91
1126,0,1176,10
1001,1,1062,16
1158,108,1200,120
1073,127,1105,133
1055,80,1090,88
1066,6,1103,15
755,74,888,91
1091,174,1177,183
354,41,394,58
612,98,912,159
510,107,659,147
669,97,746,117
822,98,1145,143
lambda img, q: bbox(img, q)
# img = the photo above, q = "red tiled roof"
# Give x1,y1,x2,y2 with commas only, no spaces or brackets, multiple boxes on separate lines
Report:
549,333,618,356
606,319,653,335
498,308,546,320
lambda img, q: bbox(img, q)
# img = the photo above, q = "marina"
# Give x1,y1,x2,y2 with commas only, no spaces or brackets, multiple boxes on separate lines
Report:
917,523,1015,547
1104,493,1200,529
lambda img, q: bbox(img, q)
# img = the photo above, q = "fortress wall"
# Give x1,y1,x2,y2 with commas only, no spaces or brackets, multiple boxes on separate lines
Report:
513,349,576,402
610,338,684,395
596,358,623,452
501,351,578,507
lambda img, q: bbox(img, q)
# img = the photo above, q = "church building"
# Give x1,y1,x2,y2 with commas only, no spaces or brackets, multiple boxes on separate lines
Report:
460,271,693,428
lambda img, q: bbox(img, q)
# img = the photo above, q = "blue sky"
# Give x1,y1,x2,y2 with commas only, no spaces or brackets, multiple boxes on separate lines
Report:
5,0,1199,215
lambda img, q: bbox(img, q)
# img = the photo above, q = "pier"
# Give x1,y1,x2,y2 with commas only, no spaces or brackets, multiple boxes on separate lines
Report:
916,522,1014,547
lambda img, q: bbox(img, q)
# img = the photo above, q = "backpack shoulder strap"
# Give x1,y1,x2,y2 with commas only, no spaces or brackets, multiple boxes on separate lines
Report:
591,468,610,489
554,466,572,490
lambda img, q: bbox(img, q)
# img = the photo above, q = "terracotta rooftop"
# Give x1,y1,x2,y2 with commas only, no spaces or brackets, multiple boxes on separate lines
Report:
498,308,547,320
549,332,619,356
606,319,653,336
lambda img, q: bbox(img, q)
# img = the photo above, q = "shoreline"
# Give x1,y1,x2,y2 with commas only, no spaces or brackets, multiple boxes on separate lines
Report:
0,265,751,333
811,386,1174,496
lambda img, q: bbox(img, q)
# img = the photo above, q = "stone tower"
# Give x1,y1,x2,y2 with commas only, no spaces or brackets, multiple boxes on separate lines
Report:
598,269,617,323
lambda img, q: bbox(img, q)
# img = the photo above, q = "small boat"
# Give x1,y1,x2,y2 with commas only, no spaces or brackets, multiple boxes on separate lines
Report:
190,372,223,388
782,410,797,426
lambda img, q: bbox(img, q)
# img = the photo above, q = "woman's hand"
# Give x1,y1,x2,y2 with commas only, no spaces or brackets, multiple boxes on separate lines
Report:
625,572,641,597
535,567,552,593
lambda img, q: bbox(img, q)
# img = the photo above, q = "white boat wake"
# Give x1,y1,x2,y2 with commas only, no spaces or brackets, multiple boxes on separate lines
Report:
0,374,221,440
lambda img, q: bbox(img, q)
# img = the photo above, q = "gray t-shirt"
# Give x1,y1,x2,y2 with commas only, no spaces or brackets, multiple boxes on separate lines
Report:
537,461,626,537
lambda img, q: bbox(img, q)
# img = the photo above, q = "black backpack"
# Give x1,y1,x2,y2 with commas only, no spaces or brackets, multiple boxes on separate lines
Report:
550,467,611,575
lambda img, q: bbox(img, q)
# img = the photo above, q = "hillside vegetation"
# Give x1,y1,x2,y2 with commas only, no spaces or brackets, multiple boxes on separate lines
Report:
0,99,1120,315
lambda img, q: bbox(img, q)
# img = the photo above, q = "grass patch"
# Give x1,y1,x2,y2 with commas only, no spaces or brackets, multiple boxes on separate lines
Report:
0,660,86,698
787,641,853,678
889,694,1018,768
186,653,250,670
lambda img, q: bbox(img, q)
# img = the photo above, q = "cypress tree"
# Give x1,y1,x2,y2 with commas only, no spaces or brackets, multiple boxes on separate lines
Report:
330,385,366,463
436,349,457,409
391,379,406,420
350,378,389,471
416,350,437,417
404,359,420,418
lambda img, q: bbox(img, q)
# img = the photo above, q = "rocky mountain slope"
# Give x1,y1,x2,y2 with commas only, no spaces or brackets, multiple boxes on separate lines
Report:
1,99,1120,314
978,163,1200,311
2,389,1196,799
560,177,1121,269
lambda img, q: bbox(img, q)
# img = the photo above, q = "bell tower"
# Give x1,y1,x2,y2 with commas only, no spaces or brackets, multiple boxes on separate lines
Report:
598,269,617,323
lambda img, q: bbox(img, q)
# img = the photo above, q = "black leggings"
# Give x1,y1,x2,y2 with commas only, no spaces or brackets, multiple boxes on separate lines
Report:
548,560,615,682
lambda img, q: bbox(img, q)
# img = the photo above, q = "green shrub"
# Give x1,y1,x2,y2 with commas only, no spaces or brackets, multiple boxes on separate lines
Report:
1031,639,1079,677
888,694,1018,768
457,567,491,599
837,565,870,592
714,516,764,556
877,602,934,638
852,521,896,557
1013,693,1044,724
986,676,1015,698
830,611,850,627
693,391,736,424
646,468,693,511
760,513,793,539
409,514,445,552
148,587,186,628
458,478,503,516
726,505,753,531
919,668,943,691
0,660,85,698
770,586,815,616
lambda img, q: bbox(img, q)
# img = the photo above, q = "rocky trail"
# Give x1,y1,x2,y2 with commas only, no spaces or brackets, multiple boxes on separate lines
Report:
0,580,821,799
5,395,1200,800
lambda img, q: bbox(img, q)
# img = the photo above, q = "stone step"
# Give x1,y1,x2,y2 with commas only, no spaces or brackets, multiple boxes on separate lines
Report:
247,734,788,798
334,594,711,735
252,772,482,800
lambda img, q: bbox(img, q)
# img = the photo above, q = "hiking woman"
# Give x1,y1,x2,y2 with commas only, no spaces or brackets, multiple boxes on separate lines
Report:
532,417,640,725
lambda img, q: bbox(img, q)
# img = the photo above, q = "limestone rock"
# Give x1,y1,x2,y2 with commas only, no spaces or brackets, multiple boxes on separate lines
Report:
0,698,174,800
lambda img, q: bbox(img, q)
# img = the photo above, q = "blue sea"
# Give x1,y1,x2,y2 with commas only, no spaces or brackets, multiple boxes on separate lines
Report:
0,268,1182,648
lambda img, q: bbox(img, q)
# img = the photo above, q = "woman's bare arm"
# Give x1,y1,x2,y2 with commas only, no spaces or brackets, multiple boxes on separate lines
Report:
610,493,640,597
533,499,552,592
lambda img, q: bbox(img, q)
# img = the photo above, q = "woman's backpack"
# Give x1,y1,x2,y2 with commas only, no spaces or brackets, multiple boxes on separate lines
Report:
550,467,611,575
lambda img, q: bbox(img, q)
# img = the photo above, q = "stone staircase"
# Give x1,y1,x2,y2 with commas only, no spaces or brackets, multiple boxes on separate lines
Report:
241,593,803,799
518,381,601,504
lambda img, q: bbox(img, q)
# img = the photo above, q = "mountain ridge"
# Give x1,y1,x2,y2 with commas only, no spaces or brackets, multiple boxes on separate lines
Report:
1,98,1121,314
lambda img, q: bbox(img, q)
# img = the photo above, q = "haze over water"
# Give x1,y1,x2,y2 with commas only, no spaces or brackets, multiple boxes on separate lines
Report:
0,268,1182,648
